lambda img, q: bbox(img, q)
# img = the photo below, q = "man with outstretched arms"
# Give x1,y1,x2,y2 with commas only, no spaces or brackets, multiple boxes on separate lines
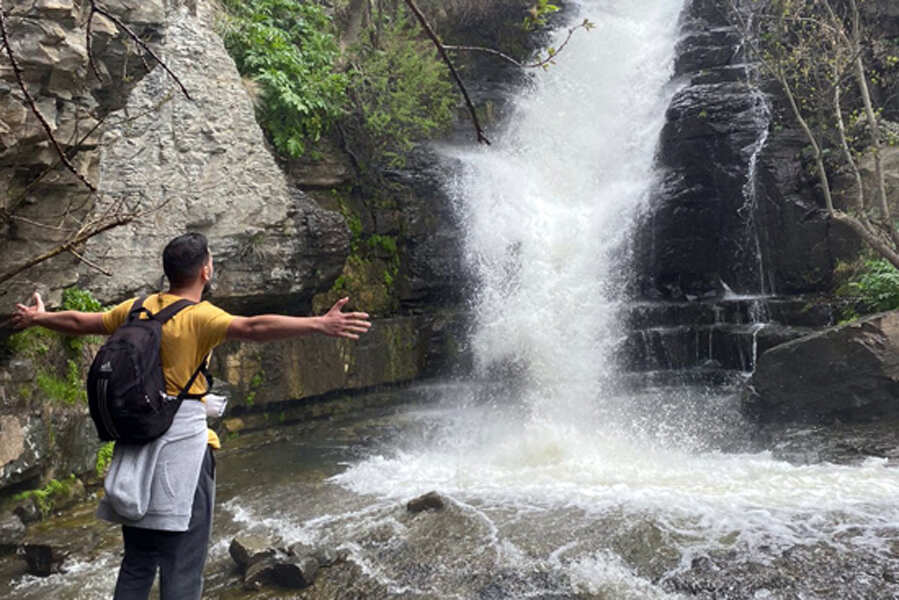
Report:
11,232,372,600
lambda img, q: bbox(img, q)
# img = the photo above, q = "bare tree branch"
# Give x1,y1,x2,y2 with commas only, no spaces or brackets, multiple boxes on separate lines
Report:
445,19,594,70
0,0,98,192
68,247,112,277
0,214,134,285
401,0,490,145
88,0,192,101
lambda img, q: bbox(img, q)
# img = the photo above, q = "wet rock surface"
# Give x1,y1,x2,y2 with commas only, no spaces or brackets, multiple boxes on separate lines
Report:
639,0,767,299
406,490,446,514
743,310,899,424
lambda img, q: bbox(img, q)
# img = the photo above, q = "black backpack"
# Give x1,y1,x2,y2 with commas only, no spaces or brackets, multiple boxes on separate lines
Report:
87,297,211,444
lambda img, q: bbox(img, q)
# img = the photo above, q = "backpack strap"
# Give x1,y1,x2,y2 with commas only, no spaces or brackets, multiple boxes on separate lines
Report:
177,353,212,401
138,297,209,401
152,298,196,323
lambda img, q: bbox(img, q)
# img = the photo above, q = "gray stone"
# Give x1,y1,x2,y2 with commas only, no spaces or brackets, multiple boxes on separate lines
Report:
743,310,899,423
8,359,34,382
407,490,446,513
229,535,277,573
20,543,67,576
0,415,46,490
0,513,26,550
270,555,319,589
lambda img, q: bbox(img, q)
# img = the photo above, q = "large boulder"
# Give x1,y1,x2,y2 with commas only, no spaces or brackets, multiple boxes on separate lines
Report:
742,310,899,423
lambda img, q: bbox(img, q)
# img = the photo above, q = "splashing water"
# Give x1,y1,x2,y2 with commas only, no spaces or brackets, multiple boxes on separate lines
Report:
332,0,899,595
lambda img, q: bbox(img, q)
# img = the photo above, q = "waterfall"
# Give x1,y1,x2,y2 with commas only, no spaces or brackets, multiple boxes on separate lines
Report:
447,0,684,421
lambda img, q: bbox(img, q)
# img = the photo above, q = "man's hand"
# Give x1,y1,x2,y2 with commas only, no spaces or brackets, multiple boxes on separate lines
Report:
319,297,371,340
11,292,45,330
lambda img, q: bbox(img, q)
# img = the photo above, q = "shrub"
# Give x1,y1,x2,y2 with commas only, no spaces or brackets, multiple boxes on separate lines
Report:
342,14,455,168
836,258,899,318
220,0,347,157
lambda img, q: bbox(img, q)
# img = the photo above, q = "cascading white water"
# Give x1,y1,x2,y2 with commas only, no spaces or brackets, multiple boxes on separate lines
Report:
452,0,682,420
331,0,899,594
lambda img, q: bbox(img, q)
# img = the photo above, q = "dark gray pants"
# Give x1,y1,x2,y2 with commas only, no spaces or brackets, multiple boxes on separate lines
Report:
113,447,215,600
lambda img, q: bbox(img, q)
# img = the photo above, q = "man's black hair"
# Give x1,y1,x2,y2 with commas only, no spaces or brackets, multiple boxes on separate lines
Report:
163,232,210,288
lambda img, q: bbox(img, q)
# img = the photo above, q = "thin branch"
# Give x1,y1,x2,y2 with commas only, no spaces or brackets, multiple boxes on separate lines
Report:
0,1,98,192
86,6,103,82
88,0,192,101
0,214,134,285
68,247,112,277
401,0,490,145
445,19,593,70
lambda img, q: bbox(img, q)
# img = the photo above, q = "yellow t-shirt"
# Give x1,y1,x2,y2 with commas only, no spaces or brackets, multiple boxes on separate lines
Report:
102,293,234,449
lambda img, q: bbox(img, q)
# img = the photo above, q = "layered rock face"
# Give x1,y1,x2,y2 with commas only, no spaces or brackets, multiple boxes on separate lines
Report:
638,0,856,300
1,0,349,314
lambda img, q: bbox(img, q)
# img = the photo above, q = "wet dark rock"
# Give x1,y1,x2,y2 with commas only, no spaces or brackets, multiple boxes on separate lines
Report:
13,501,41,525
19,543,67,577
0,514,25,552
242,557,276,591
743,311,899,424
229,535,277,572
407,490,446,513
634,0,770,299
270,555,319,589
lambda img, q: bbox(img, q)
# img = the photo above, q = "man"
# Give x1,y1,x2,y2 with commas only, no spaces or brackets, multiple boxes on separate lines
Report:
11,232,371,599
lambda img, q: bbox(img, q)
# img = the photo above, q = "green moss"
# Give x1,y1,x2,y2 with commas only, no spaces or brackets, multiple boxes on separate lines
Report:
245,371,264,407
95,441,115,478
6,327,54,358
14,474,78,518
36,359,86,405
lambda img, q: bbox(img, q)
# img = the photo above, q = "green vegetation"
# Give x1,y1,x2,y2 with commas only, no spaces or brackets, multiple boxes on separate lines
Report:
343,15,455,168
14,474,79,518
36,359,86,405
523,0,560,30
245,371,264,407
836,258,899,320
95,442,115,478
218,1,456,166
220,0,347,157
60,287,102,312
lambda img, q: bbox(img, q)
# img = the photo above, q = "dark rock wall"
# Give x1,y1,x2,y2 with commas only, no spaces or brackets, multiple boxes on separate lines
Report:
638,0,859,300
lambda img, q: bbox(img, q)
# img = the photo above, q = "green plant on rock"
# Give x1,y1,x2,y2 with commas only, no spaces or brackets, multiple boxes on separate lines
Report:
36,359,86,405
245,371,264,407
95,441,115,478
219,0,347,157
14,474,78,518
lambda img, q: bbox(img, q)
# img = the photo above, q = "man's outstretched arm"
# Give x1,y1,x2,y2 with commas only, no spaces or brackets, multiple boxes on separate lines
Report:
226,297,372,342
11,292,106,335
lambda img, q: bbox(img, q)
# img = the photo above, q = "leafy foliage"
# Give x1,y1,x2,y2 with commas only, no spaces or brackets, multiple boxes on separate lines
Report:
61,287,102,312
836,258,899,318
343,15,455,168
36,359,86,405
220,0,347,157
95,441,115,477
524,0,560,30
14,474,78,517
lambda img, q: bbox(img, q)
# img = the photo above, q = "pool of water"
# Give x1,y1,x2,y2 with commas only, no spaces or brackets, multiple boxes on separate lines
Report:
4,380,899,599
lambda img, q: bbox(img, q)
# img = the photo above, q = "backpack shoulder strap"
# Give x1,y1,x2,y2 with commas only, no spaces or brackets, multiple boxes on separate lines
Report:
177,353,212,401
152,298,196,324
126,296,149,321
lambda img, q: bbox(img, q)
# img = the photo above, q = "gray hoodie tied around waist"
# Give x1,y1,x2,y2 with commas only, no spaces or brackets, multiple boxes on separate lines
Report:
96,400,208,532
